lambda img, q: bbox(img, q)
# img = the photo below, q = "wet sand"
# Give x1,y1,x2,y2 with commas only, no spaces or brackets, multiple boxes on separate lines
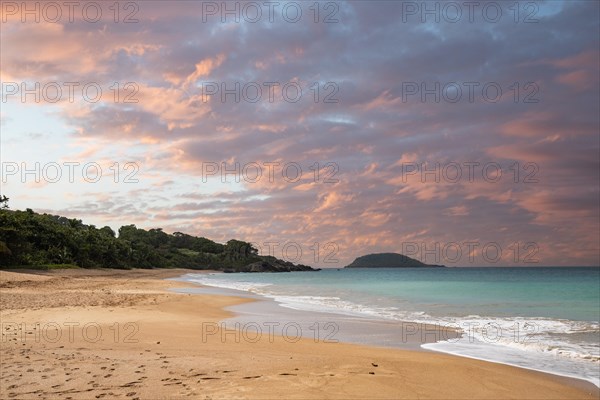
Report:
1,268,597,399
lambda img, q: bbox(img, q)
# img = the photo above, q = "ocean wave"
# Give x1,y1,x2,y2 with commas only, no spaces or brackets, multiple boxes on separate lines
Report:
182,273,599,386
271,293,600,387
279,298,600,364
184,273,273,292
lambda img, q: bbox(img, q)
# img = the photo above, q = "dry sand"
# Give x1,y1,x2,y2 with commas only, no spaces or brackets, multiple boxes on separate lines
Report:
0,268,597,399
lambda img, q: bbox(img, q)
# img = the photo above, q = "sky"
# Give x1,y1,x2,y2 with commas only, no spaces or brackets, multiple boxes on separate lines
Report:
0,0,598,267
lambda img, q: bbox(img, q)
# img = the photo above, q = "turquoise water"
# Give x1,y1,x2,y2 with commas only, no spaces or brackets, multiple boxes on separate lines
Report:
183,267,600,386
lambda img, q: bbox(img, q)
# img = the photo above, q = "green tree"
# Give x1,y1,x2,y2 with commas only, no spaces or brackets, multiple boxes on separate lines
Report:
0,195,9,209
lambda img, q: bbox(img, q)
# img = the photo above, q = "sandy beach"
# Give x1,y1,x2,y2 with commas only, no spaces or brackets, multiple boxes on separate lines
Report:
0,268,597,400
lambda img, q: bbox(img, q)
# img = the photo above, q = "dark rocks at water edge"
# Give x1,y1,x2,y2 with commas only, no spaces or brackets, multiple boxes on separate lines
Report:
344,253,445,268
223,258,320,273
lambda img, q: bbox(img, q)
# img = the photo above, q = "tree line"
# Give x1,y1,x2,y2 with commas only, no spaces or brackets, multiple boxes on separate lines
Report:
0,196,312,272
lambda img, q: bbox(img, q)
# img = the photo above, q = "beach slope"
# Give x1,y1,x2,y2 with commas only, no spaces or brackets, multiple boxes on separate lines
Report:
0,268,596,399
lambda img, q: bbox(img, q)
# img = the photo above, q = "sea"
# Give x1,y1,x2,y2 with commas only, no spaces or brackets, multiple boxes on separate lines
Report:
177,267,600,387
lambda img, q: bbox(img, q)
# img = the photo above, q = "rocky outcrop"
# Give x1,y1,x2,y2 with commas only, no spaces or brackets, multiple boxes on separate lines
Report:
224,258,319,273
345,253,445,268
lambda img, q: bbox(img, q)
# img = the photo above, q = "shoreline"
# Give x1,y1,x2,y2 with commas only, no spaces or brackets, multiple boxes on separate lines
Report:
1,268,598,399
176,272,600,391
169,284,463,352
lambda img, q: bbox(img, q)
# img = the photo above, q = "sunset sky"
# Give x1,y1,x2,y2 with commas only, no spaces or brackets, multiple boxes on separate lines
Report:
1,0,598,267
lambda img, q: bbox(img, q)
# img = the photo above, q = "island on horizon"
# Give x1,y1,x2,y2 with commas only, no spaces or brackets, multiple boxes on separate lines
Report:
345,252,446,268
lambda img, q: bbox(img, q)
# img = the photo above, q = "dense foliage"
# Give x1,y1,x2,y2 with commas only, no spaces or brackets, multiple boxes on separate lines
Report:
0,197,313,272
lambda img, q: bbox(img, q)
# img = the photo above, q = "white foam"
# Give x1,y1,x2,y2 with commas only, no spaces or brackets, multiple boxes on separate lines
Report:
181,273,600,387
422,340,600,388
184,273,273,292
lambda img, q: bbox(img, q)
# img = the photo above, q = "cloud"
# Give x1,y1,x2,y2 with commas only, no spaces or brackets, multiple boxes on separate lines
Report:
2,0,598,266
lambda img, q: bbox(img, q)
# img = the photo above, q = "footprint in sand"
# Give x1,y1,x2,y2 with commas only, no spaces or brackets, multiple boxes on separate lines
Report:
242,376,261,379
